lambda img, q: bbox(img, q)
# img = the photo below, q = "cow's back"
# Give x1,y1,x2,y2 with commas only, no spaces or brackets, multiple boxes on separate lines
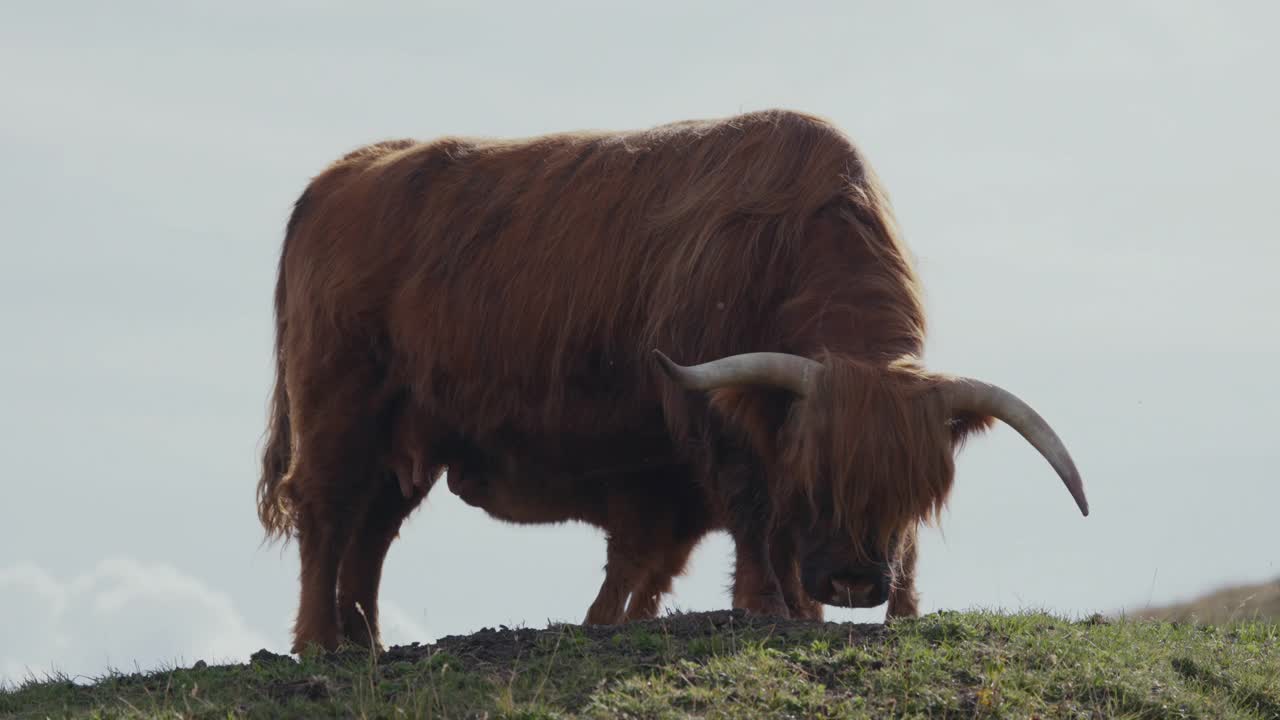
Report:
282,109,925,462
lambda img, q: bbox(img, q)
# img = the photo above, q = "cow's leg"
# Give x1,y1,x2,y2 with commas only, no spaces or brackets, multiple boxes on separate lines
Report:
290,485,346,654
289,443,381,654
584,538,643,625
729,535,790,619
285,347,389,655
700,418,791,619
622,572,665,622
621,560,674,623
336,468,437,649
771,531,824,621
719,477,789,618
886,524,920,620
622,536,697,622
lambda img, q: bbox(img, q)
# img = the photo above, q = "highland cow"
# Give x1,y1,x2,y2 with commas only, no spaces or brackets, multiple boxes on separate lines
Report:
258,109,1088,654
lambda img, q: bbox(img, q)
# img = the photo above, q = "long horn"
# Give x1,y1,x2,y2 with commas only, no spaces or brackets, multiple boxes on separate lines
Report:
652,349,822,396
942,377,1089,517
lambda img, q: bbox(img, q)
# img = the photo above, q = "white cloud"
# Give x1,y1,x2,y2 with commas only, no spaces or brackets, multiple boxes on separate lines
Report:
0,557,268,687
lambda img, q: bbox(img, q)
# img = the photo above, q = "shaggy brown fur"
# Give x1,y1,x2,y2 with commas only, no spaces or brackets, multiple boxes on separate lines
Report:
259,109,1005,654
386,401,824,626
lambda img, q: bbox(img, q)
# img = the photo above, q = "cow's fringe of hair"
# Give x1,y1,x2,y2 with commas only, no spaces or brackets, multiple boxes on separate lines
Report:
775,354,989,562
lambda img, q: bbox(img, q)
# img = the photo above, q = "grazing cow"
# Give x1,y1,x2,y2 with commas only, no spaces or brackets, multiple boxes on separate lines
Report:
385,400,824,626
258,109,1088,654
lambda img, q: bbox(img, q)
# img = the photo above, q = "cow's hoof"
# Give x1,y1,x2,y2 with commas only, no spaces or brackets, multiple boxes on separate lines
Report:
743,593,791,620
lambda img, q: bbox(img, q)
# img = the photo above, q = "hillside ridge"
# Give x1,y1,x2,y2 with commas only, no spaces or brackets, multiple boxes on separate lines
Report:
3,608,1277,718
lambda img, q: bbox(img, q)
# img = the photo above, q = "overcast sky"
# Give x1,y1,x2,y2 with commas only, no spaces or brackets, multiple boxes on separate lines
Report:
2,0,1276,686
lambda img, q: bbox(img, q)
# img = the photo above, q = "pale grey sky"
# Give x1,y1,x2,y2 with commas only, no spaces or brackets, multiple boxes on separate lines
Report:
2,0,1276,685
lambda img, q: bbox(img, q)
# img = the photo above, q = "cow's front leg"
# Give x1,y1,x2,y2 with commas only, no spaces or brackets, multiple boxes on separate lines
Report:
707,453,790,618
885,524,921,620
583,539,640,625
771,529,824,621
729,526,790,619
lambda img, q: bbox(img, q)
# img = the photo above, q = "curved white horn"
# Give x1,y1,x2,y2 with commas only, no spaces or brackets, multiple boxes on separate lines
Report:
942,377,1089,516
652,349,821,396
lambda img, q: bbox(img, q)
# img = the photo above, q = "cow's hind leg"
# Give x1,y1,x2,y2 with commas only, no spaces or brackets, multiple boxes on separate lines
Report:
337,468,438,650
289,440,383,654
285,346,390,655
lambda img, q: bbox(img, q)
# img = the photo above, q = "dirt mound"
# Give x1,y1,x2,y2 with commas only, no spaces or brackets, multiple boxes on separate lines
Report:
382,608,885,667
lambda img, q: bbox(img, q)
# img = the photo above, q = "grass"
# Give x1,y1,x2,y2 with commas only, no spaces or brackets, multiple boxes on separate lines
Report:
2,609,1277,719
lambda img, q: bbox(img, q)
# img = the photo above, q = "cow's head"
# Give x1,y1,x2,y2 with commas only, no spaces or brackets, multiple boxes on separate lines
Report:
653,349,1087,609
